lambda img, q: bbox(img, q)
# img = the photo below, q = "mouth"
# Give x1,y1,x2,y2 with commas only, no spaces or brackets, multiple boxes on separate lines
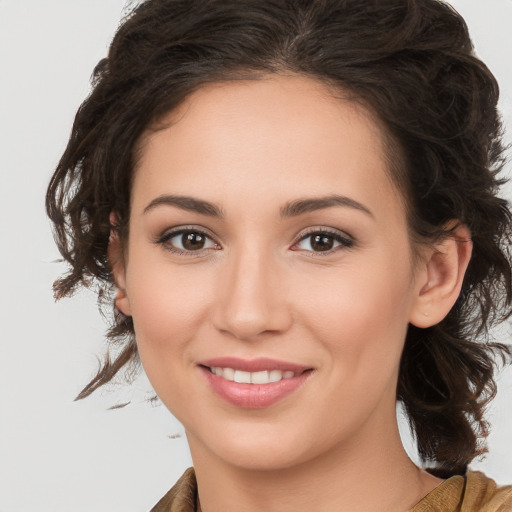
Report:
198,358,314,409
203,366,305,384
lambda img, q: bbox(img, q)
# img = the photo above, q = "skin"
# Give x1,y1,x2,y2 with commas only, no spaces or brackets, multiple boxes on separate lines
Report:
112,75,472,511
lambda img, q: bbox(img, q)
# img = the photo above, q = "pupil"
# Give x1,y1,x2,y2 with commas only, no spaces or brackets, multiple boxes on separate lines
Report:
311,234,333,251
183,232,205,250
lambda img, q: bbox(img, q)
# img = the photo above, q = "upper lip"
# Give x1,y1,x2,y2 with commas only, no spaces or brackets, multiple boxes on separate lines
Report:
198,357,311,373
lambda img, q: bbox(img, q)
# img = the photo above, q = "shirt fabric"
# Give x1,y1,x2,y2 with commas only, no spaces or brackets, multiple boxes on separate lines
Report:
150,467,512,512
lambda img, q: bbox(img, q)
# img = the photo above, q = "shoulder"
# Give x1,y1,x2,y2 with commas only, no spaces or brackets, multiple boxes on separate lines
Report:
463,471,512,511
151,468,512,512
413,471,512,512
150,468,197,512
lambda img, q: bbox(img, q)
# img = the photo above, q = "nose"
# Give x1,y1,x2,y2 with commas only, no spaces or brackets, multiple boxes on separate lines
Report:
211,247,292,340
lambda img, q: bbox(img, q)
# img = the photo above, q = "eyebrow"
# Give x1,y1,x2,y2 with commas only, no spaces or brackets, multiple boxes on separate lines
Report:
280,195,374,218
143,193,373,219
143,195,224,217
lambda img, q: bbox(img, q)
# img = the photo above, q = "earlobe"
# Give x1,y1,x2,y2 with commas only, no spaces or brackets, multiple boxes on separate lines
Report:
108,214,132,317
409,223,472,328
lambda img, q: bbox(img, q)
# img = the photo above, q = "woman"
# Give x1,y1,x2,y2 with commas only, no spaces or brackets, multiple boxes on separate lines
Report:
46,0,512,510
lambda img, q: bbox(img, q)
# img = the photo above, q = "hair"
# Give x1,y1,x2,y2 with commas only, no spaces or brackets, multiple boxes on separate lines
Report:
46,0,512,478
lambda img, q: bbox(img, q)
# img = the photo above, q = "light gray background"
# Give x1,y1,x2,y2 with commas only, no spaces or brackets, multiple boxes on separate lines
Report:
0,1,511,511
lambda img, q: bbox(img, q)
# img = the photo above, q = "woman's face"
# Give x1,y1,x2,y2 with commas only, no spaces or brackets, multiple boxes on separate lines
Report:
115,75,427,471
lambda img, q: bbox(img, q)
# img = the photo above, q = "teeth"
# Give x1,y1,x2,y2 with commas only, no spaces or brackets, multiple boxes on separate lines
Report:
234,370,251,384
211,367,298,384
268,369,283,382
251,371,269,384
223,367,235,381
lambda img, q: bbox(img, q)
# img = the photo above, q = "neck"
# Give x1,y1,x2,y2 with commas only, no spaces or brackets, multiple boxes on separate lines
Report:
188,412,442,512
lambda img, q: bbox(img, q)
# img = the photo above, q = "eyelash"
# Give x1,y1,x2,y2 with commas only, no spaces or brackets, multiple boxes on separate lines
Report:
155,226,355,256
156,226,220,256
291,228,355,255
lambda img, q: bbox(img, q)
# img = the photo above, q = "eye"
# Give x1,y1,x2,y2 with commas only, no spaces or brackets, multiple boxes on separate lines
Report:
292,229,354,253
158,228,219,255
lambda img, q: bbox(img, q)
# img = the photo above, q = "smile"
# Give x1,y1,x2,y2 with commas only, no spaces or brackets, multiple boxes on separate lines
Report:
198,358,314,409
208,367,298,384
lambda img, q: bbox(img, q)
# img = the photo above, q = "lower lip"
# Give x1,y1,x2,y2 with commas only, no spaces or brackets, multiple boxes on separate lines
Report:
200,367,312,409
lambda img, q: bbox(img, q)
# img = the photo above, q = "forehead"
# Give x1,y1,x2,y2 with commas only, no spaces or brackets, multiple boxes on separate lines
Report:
132,75,404,221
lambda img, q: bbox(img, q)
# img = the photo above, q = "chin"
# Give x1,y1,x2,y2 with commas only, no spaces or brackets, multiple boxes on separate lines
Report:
217,444,312,473
185,418,330,473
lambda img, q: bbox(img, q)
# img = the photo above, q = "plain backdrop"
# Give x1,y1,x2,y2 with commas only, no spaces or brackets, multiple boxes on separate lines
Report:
0,1,511,511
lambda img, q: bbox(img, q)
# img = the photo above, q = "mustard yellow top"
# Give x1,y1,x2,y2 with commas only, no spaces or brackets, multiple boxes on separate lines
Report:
412,471,512,512
150,468,512,512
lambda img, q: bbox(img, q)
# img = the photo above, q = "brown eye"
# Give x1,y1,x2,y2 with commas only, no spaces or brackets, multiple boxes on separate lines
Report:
310,234,335,251
182,232,207,250
294,230,354,253
160,229,218,254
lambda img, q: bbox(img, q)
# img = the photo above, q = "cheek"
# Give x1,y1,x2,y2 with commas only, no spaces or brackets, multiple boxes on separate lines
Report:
125,255,215,365
297,252,415,373
126,262,219,414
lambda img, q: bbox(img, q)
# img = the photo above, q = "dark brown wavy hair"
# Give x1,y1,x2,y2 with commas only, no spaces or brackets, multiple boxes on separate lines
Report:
46,0,512,477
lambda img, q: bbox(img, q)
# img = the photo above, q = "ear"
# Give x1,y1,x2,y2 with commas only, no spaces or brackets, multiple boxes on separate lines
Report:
108,213,132,317
409,223,472,328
